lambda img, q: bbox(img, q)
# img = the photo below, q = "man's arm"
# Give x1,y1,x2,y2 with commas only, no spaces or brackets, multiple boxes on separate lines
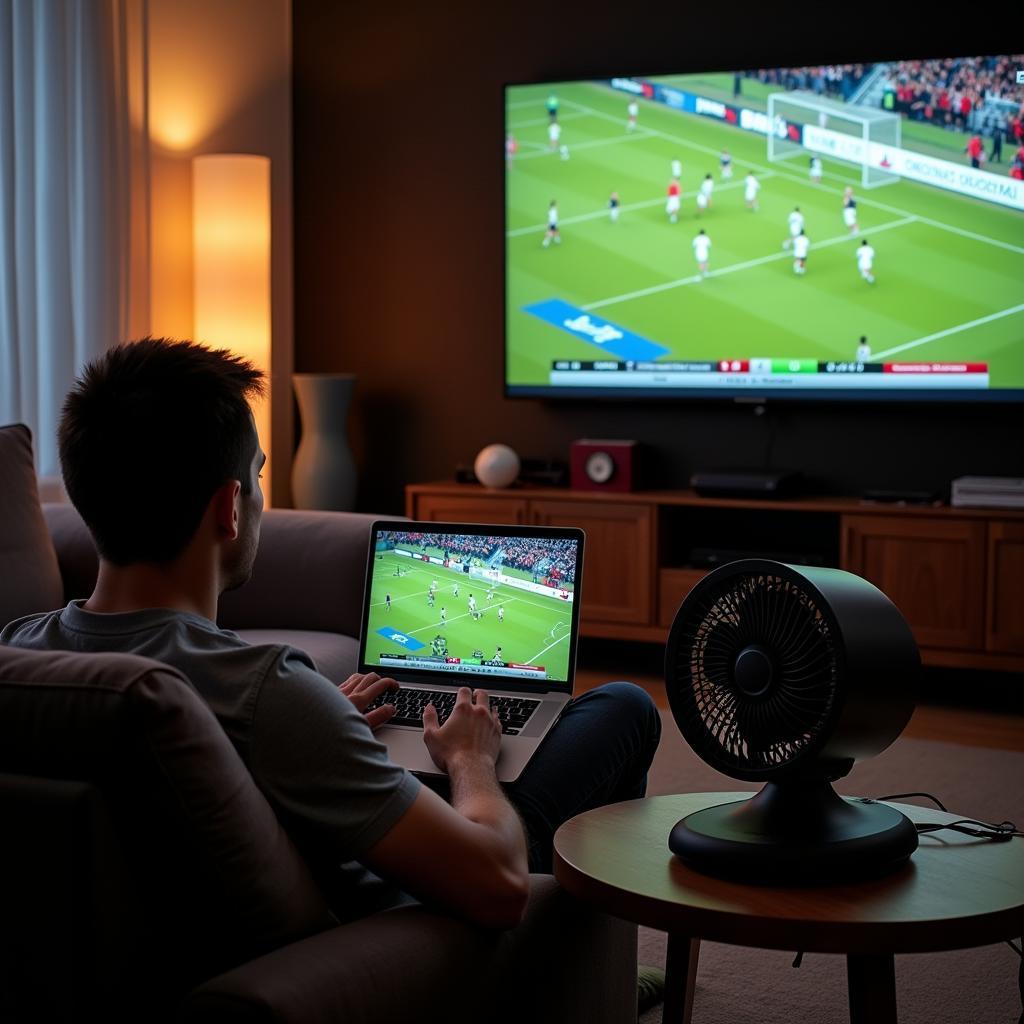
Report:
361,687,529,930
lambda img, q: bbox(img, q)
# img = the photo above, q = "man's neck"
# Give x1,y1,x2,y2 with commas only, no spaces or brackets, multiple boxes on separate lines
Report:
84,558,219,622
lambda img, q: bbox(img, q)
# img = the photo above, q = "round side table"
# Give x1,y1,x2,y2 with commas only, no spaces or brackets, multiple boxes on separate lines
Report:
553,792,1024,1023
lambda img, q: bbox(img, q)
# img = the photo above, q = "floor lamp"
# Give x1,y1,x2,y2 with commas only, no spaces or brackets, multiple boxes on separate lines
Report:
192,154,272,500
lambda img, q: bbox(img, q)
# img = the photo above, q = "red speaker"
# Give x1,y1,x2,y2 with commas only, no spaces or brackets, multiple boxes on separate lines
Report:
570,440,638,492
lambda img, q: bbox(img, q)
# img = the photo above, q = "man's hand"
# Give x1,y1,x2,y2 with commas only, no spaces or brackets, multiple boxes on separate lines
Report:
338,672,398,731
423,686,501,774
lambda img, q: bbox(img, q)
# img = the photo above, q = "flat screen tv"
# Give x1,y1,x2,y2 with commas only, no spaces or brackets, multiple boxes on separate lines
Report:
504,58,1024,402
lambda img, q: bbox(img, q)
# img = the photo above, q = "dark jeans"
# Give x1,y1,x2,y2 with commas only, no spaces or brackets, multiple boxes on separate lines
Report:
507,682,662,873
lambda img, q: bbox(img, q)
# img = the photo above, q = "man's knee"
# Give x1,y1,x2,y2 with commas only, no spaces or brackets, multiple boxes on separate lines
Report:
590,682,661,743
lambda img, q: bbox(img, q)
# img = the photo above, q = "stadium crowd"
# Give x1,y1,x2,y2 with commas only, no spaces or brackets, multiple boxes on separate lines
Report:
387,532,577,583
886,56,1024,130
742,65,869,102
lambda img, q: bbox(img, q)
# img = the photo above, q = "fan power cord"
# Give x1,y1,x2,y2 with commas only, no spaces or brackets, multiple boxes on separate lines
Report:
870,792,1024,976
869,792,1023,841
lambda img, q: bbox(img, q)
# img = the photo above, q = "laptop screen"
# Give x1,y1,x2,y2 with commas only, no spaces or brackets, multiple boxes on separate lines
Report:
359,522,584,689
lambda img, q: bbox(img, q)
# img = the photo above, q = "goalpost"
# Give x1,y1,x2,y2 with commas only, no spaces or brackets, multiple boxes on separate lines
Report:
767,91,902,189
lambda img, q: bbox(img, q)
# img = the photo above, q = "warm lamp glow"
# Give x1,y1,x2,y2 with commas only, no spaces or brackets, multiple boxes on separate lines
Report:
193,155,272,501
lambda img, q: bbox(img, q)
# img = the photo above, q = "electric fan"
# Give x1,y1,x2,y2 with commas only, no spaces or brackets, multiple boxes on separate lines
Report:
665,560,920,883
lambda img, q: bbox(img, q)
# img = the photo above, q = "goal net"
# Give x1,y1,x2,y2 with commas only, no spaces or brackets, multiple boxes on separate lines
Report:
767,91,902,189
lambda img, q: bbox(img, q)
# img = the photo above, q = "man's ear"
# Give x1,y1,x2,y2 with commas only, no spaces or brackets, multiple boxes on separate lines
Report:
211,480,242,541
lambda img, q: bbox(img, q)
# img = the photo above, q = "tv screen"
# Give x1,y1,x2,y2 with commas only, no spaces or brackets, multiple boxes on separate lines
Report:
504,58,1024,402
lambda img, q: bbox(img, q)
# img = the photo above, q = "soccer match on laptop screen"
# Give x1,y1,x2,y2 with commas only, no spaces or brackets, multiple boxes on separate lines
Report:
505,57,1024,400
363,529,580,684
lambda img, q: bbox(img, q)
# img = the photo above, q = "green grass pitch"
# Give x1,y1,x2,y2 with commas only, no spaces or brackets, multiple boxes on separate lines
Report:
365,552,574,682
506,81,1024,390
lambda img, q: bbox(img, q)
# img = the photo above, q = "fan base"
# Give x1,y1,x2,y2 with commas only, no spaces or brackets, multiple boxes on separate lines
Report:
669,782,918,884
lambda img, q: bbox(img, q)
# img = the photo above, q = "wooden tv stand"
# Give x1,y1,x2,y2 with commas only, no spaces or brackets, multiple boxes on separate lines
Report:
405,482,1024,673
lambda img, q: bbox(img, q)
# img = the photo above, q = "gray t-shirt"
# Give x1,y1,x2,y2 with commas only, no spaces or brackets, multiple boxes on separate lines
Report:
1,600,421,918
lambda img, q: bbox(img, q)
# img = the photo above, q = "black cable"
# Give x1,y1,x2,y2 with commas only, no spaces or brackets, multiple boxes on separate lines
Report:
874,791,949,812
872,792,1022,839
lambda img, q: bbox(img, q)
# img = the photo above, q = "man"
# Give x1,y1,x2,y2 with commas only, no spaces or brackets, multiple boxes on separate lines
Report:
744,171,760,211
842,186,859,235
666,179,681,224
783,206,804,249
719,149,732,180
809,155,823,184
792,229,810,275
608,190,620,223
965,133,983,169
548,120,561,152
2,338,662,948
542,199,561,247
857,238,875,284
692,228,711,278
855,337,871,363
696,173,713,215
498,605,505,622
627,99,639,132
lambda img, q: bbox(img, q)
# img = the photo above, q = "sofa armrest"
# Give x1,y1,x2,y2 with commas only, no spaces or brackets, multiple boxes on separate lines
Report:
178,874,636,1024
217,510,405,637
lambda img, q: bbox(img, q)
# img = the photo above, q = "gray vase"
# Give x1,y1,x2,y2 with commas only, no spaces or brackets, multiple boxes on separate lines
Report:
291,374,358,511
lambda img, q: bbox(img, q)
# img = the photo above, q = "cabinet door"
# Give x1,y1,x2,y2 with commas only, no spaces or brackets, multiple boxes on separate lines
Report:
412,493,529,525
530,500,653,626
841,515,985,651
986,521,1024,654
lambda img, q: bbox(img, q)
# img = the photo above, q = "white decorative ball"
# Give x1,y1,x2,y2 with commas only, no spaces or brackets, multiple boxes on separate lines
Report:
474,444,520,489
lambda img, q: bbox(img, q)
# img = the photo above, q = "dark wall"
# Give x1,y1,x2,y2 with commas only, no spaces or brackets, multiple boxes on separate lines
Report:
293,1,1022,514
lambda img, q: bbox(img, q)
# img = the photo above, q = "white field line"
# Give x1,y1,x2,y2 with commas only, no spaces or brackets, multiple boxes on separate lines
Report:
514,129,657,162
506,173,776,238
524,629,571,666
566,89,1024,257
872,304,1024,360
582,216,918,311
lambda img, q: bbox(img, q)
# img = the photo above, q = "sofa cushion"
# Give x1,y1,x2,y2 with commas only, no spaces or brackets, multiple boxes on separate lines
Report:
0,645,333,991
0,425,63,626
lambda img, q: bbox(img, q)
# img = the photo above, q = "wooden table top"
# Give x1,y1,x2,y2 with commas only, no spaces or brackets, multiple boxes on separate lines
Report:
553,793,1024,955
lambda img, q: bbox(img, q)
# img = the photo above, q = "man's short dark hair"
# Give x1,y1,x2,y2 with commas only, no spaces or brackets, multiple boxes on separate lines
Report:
59,337,266,564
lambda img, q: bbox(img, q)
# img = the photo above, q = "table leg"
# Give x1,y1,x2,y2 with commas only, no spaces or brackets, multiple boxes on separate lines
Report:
847,952,897,1024
663,934,699,1023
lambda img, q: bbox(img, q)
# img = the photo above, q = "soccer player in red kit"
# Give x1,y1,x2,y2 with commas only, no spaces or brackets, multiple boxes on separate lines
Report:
666,179,681,224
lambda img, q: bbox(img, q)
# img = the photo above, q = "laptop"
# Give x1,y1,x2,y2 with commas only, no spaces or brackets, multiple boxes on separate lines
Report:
357,520,585,782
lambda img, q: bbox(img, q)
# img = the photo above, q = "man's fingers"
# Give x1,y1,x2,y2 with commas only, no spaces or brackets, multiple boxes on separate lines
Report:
455,686,473,707
364,705,396,731
473,688,491,711
360,677,398,703
422,703,439,729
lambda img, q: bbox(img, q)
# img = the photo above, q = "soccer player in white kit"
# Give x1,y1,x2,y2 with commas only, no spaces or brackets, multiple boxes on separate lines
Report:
809,155,823,183
608,191,620,222
720,149,733,180
855,337,871,362
498,606,505,622
542,200,561,247
671,158,682,180
696,173,714,215
857,239,875,283
666,180,681,224
692,229,711,278
744,172,760,211
548,120,561,151
792,230,810,274
783,207,805,249
627,100,639,132
842,187,859,234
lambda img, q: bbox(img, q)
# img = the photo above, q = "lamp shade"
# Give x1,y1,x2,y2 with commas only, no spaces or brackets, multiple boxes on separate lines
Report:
193,154,271,496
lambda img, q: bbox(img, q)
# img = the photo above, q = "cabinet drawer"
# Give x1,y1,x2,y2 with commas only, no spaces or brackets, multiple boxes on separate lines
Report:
658,568,708,628
987,521,1024,654
411,494,528,525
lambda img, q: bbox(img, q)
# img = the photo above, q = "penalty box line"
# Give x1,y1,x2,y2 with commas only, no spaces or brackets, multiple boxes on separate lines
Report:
567,89,1024,258
581,216,918,311
871,303,1024,361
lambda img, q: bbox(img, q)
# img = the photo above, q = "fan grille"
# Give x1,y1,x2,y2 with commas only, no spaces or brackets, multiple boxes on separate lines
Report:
671,569,839,776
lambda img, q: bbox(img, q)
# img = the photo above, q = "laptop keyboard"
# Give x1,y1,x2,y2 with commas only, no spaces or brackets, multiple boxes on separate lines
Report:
365,688,541,735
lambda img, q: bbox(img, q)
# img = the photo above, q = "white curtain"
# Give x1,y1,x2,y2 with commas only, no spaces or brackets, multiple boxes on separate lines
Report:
0,0,133,477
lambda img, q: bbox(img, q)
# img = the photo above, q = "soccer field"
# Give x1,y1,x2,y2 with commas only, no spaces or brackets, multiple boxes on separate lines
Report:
365,553,574,682
506,81,1024,391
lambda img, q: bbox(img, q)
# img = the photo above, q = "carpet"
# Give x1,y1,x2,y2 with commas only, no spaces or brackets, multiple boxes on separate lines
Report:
635,710,1024,1023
